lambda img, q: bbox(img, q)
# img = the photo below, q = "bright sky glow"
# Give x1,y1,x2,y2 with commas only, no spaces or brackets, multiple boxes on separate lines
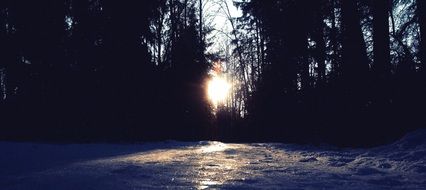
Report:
204,0,242,53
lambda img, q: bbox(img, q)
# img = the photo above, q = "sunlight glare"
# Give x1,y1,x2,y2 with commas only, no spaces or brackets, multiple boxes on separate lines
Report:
200,142,229,153
207,75,230,107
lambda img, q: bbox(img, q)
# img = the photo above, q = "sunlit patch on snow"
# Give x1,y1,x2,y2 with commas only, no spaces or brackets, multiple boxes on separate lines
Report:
199,141,229,153
195,142,249,189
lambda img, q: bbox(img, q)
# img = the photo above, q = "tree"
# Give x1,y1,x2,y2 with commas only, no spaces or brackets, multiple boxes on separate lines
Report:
418,0,426,67
341,0,369,85
372,0,391,77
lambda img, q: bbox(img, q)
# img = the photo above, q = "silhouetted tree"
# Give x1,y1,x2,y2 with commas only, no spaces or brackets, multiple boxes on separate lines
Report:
418,0,426,66
341,0,369,86
372,0,391,77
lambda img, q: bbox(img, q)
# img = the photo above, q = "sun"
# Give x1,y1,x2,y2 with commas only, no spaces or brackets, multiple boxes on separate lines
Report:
207,75,231,107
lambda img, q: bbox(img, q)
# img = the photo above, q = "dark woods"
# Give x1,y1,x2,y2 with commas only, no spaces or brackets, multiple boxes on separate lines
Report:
231,0,426,146
0,0,425,146
0,0,210,142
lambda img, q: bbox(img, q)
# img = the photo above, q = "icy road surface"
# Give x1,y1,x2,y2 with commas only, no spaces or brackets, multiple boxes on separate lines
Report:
1,131,426,189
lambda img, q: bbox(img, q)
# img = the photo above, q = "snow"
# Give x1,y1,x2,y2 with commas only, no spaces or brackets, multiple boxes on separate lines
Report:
1,130,425,190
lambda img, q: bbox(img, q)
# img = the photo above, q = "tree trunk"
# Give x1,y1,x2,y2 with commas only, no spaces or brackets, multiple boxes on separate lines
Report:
199,0,202,42
330,0,339,76
418,0,426,67
313,2,326,86
340,0,369,84
157,11,164,67
372,0,391,78
72,0,90,68
184,0,188,28
0,3,7,70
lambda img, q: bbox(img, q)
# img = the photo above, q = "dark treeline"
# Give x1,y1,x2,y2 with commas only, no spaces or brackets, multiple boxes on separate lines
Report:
217,0,426,146
0,0,212,141
0,0,425,146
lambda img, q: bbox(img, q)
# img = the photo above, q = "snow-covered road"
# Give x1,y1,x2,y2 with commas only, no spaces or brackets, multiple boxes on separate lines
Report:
1,130,425,189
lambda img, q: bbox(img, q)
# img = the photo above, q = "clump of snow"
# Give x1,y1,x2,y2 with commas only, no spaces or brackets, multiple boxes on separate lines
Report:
0,130,425,189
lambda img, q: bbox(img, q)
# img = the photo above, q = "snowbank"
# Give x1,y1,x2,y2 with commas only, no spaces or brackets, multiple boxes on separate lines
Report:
0,130,425,189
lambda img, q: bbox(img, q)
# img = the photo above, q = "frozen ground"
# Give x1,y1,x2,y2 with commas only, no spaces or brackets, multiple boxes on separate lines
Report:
1,130,425,190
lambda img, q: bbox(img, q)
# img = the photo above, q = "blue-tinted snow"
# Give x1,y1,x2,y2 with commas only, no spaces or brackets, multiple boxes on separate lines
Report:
0,130,425,190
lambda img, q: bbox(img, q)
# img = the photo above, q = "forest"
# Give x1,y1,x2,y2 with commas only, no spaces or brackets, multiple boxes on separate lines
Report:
0,0,425,146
